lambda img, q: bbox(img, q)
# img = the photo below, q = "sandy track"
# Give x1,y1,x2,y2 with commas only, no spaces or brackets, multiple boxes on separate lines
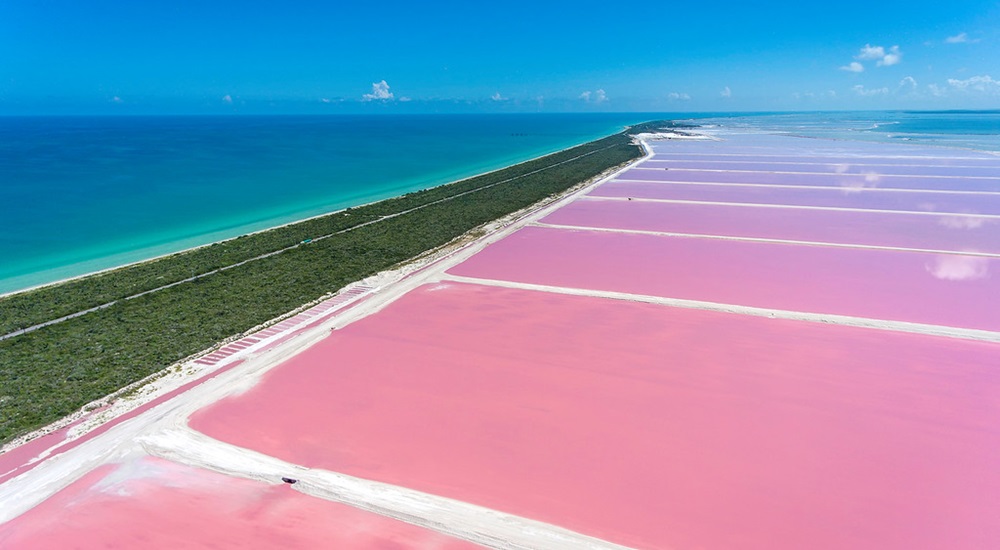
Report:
140,427,634,550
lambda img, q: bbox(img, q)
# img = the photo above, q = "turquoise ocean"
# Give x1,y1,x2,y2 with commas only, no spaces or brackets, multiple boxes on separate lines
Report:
2,111,998,294
0,113,651,294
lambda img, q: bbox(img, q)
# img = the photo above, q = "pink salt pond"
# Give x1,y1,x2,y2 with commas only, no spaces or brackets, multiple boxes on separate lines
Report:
645,135,996,159
643,158,1000,178
591,180,1000,215
620,166,1000,192
449,226,1000,332
189,283,1000,550
542,198,1000,254
647,153,1000,168
0,456,477,549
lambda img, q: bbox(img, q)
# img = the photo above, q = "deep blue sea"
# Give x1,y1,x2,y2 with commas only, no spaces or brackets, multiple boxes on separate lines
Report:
2,111,997,294
0,113,650,294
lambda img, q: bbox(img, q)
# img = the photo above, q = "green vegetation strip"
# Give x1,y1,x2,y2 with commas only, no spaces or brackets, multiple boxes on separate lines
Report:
0,141,623,342
0,120,669,444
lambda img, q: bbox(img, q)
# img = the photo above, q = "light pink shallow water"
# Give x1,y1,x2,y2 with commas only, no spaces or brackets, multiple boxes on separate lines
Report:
621,167,1000,191
643,159,1000,177
646,136,997,158
449,226,1000,331
543,199,1000,254
647,154,1000,167
190,283,1000,550
0,421,78,482
591,180,1000,215
0,456,477,549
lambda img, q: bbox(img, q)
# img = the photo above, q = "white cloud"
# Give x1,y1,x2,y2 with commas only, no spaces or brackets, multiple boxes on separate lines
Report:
667,92,691,101
793,90,836,100
926,255,990,281
878,45,902,66
362,80,394,101
945,32,969,44
852,84,889,97
840,61,864,73
111,96,123,104
947,75,1000,94
856,44,884,60
398,96,412,102
222,94,233,104
320,98,331,103
490,92,507,101
897,76,918,92
579,89,608,103
720,86,732,98
846,44,902,71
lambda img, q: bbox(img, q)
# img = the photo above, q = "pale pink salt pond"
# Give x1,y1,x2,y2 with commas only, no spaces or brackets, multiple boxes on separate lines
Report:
592,180,1000,215
647,153,1000,167
620,166,1000,191
644,158,1000,177
645,134,996,159
189,283,999,550
0,456,477,549
449,226,1000,331
543,198,1000,254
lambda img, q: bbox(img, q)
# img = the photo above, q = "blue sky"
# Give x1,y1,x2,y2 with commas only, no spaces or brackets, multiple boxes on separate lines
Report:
1,0,998,114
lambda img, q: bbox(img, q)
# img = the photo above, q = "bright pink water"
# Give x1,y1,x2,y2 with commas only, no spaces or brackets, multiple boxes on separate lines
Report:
0,456,477,549
543,199,1000,253
449,226,1000,331
189,283,1000,549
620,167,1000,191
591,181,1000,215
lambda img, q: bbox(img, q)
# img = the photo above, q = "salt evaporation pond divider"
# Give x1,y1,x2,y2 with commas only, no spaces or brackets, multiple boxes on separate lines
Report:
644,134,998,158
448,226,1000,332
590,181,1000,215
542,198,1000,254
642,159,1000,178
618,167,1000,192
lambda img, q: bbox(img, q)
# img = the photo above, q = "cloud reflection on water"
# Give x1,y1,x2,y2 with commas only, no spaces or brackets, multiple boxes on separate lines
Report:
837,167,883,193
925,255,990,281
938,215,991,230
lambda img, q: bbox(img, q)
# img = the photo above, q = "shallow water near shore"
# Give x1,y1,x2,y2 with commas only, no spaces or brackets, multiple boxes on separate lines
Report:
0,113,652,294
